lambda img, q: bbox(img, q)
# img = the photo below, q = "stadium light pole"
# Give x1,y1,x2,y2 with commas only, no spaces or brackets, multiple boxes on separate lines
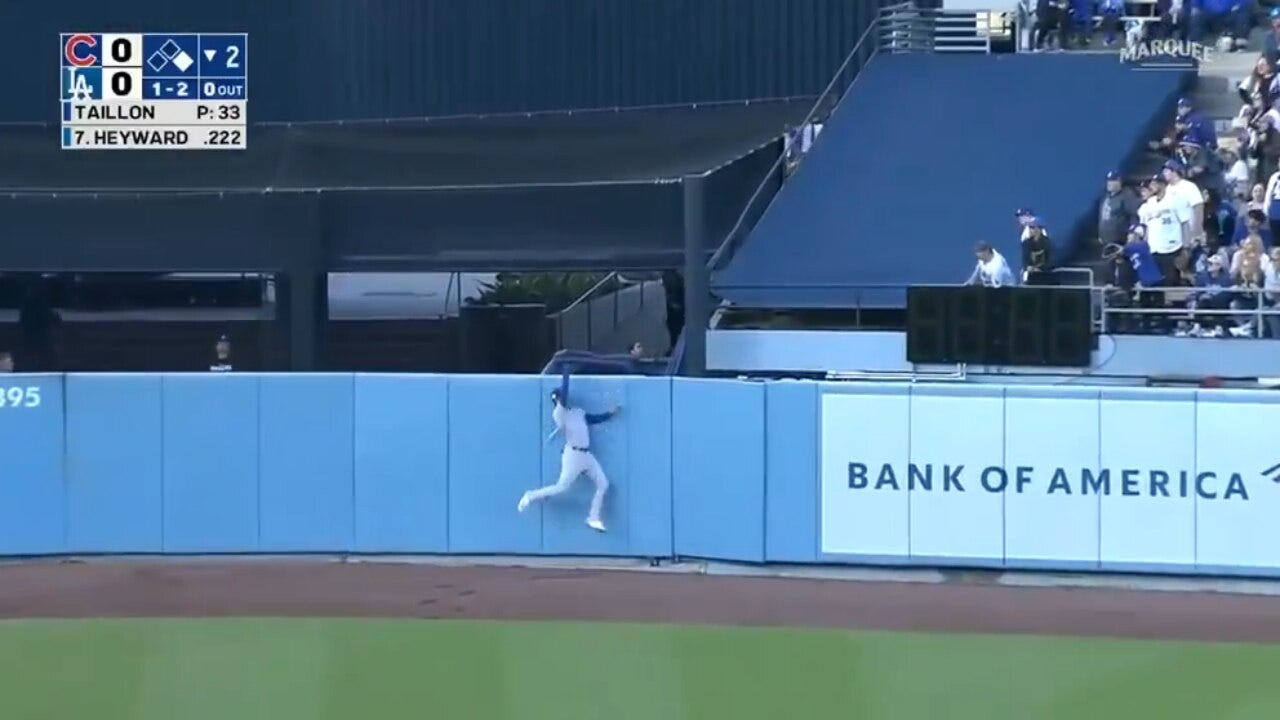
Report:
682,174,708,377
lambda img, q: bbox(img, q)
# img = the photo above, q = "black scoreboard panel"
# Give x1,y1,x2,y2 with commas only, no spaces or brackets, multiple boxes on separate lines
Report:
906,286,1092,368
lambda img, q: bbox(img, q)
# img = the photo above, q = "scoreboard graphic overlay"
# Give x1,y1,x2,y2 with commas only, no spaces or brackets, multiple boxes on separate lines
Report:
60,33,247,150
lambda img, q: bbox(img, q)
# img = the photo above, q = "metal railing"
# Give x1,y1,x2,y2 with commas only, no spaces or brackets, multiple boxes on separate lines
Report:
548,272,659,352
879,6,1002,54
1099,285,1280,338
712,280,1280,340
705,4,905,273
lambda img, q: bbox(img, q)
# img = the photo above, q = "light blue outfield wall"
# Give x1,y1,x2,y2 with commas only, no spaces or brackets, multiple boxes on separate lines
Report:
0,373,678,559
3,373,1280,578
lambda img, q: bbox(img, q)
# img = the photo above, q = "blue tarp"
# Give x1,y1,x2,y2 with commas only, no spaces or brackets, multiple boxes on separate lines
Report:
713,54,1193,309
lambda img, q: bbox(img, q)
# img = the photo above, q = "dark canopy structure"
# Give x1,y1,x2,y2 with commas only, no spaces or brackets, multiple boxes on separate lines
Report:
1,103,795,273
0,103,795,369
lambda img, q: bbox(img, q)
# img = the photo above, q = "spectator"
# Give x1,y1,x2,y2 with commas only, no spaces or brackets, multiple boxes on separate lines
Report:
1189,0,1251,49
1237,56,1276,109
1243,181,1267,215
1175,98,1218,151
628,341,644,358
0,352,12,373
1233,102,1258,152
1103,238,1139,331
966,242,1015,287
1193,230,1231,275
1230,234,1272,275
1205,185,1235,244
1265,7,1280,66
1015,207,1049,242
1265,247,1280,337
1021,218,1052,282
210,335,233,372
1149,0,1188,41
1099,171,1141,248
1141,175,1192,285
1187,253,1234,336
1231,253,1267,336
1163,160,1204,246
783,121,823,176
1175,245,1199,286
1033,0,1067,50
1232,208,1274,246
1064,0,1093,48
1219,146,1250,195
1174,136,1218,194
1252,96,1280,182
1265,168,1280,239
1123,224,1167,331
1099,0,1125,45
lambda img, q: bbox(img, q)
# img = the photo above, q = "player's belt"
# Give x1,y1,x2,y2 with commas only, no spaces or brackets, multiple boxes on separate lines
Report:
570,446,590,452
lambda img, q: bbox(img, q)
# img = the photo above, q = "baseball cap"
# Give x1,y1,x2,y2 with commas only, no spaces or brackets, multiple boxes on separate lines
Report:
1270,6,1280,18
1106,171,1121,181
1162,159,1185,175
1177,97,1192,108
1128,223,1146,235
1014,207,1034,217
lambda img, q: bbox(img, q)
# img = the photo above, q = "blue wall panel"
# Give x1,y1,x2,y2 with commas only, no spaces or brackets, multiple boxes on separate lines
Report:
161,374,261,553
764,381,818,562
257,375,355,552
352,374,449,553
0,375,65,555
450,376,543,553
533,376,673,557
672,378,765,561
618,378,674,557
65,374,163,553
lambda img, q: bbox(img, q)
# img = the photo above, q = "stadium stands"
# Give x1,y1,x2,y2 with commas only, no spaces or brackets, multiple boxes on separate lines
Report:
712,53,1193,309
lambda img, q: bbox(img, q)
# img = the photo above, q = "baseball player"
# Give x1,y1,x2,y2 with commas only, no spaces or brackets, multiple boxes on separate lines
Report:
517,371,620,532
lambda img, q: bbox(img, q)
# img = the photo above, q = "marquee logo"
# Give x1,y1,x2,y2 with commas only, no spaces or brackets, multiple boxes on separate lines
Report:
1120,39,1215,69
844,462,1267,502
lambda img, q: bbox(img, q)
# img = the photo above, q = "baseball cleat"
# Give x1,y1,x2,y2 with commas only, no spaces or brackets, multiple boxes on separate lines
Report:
517,492,532,513
587,518,606,532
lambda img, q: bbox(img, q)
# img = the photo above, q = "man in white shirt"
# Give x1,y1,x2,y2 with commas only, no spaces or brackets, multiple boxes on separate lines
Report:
518,372,621,532
965,242,1015,287
1162,160,1203,248
1143,175,1191,286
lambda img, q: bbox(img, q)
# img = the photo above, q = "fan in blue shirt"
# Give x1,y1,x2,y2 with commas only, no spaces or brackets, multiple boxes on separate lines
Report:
1124,226,1164,287
1232,209,1274,247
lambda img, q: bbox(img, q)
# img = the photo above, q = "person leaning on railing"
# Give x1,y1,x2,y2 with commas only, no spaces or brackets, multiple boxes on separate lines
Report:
966,242,1015,287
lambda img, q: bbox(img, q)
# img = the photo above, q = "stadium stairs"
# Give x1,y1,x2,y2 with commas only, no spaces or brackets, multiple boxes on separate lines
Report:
1066,46,1257,282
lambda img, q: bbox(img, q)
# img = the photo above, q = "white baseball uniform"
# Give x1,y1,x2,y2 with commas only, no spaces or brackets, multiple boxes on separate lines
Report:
518,375,615,529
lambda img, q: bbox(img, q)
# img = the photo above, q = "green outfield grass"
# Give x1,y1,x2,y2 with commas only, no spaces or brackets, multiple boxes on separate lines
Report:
1,619,1278,720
